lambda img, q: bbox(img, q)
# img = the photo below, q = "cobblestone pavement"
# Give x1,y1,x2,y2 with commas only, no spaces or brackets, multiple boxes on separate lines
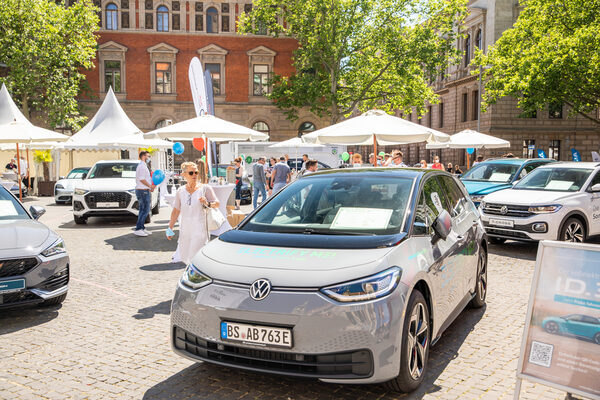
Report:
1,196,596,400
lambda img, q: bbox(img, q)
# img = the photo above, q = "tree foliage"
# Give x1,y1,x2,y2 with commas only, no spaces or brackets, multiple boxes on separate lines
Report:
0,0,99,130
238,0,467,124
474,0,600,124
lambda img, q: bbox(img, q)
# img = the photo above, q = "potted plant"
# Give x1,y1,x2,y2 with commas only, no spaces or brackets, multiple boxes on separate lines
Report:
33,150,55,196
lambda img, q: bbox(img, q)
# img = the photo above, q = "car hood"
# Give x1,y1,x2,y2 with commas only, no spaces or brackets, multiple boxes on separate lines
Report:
0,219,54,253
462,180,512,196
77,178,135,192
483,188,575,205
195,239,394,287
56,178,83,191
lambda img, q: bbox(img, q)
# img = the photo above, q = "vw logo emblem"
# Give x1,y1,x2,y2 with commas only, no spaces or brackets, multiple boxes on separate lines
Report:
500,206,508,215
249,279,271,301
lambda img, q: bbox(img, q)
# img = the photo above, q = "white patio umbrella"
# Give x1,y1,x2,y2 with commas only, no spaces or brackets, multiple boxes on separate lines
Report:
426,129,510,149
268,137,324,148
302,109,450,165
97,133,173,149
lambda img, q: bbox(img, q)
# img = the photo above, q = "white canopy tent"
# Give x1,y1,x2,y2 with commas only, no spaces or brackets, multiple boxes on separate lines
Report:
426,129,510,150
268,137,324,148
302,109,450,165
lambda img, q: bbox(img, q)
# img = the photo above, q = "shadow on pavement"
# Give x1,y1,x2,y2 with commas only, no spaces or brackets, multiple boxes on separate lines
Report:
488,240,538,261
0,305,61,335
133,300,172,320
59,216,140,230
105,231,177,252
142,307,486,400
141,262,185,272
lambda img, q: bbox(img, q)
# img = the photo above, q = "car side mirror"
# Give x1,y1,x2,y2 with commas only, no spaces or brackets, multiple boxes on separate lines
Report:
81,173,87,180
29,205,46,220
590,183,600,192
59,176,65,180
432,210,452,244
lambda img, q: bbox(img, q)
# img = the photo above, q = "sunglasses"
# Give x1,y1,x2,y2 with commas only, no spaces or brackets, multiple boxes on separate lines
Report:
187,171,199,175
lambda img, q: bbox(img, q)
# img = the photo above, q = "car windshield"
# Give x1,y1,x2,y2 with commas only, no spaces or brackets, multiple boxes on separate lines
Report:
66,168,89,179
514,167,592,192
461,163,520,183
240,175,414,235
0,188,29,220
87,163,137,179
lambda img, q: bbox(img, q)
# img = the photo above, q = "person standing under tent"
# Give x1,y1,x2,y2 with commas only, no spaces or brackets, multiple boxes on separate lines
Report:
233,157,244,210
166,161,219,264
271,156,291,194
252,157,268,209
446,162,454,173
134,151,155,237
301,154,309,170
431,155,443,170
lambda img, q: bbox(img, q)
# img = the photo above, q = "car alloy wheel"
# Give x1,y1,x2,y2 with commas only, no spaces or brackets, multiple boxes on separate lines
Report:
470,247,487,308
563,220,584,242
545,321,559,334
407,302,428,380
594,333,600,345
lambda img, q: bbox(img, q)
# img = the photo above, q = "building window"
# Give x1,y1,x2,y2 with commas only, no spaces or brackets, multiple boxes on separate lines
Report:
298,121,316,137
475,29,482,50
472,90,479,120
253,64,269,96
464,34,471,67
549,102,563,119
106,3,118,30
439,103,444,127
252,121,269,135
155,119,172,129
206,7,218,33
104,61,121,92
549,140,560,160
257,21,267,35
222,15,229,32
157,5,169,31
462,93,468,122
523,139,535,158
427,106,432,127
155,62,172,93
195,14,203,31
205,63,221,96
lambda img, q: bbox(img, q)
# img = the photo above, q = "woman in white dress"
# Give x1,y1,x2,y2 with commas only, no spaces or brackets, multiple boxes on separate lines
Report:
167,161,219,264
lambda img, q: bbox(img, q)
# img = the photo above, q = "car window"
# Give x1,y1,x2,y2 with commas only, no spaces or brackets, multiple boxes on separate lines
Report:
413,177,445,236
581,316,599,324
565,315,584,322
87,163,138,179
588,171,600,188
514,168,593,192
519,163,543,179
461,162,520,182
242,175,414,235
66,168,89,179
436,175,468,219
0,187,29,220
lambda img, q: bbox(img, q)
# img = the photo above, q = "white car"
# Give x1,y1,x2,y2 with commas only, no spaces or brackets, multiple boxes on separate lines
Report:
54,167,90,204
72,160,159,225
479,162,600,243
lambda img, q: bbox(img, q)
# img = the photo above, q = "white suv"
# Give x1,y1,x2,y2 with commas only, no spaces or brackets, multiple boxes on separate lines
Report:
72,160,159,225
479,162,600,243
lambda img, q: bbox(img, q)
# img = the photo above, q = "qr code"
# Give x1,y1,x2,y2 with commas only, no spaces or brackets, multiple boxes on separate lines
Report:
529,341,553,368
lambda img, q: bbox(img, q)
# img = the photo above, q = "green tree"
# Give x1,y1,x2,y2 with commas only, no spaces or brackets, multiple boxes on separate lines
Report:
0,0,99,130
238,0,467,124
475,0,600,124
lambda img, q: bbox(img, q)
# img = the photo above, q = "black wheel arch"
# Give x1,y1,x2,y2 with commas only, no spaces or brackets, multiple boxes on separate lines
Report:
558,211,589,240
411,280,434,337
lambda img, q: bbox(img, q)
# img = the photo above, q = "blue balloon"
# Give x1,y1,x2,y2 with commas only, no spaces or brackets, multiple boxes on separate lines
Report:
466,148,475,155
172,142,185,155
152,169,165,185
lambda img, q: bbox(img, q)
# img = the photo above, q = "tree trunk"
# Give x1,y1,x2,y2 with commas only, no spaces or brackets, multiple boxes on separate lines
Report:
43,162,50,182
21,94,30,118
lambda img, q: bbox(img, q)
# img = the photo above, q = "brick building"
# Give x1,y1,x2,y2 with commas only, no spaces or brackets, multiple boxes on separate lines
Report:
381,0,600,168
79,0,327,153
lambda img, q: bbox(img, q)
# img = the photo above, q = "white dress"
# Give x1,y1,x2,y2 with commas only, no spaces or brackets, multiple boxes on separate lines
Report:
173,184,217,264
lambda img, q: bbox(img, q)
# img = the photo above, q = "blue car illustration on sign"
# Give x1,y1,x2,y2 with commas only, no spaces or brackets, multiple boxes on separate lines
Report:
542,314,600,344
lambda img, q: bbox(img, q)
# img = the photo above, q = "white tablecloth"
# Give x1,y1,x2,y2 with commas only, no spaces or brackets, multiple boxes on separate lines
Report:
209,183,235,236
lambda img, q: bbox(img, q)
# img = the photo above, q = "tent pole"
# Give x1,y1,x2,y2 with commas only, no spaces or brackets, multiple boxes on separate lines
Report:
373,134,378,166
16,143,23,201
467,152,470,170
26,147,31,192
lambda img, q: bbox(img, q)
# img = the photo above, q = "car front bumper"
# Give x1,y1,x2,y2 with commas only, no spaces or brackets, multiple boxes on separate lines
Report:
171,279,410,384
480,212,561,241
73,191,139,218
0,253,69,308
54,187,73,203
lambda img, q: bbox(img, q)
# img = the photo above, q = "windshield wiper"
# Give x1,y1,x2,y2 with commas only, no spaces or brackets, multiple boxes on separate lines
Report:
302,228,374,236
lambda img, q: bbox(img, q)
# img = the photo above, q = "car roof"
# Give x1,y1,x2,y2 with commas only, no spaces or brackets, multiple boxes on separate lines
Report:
479,158,554,165
305,166,441,179
536,162,600,169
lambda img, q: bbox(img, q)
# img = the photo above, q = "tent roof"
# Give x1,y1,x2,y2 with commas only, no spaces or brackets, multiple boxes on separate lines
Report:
0,83,31,125
64,87,142,150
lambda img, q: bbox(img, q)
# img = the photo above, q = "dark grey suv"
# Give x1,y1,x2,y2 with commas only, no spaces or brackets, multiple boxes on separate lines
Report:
0,186,69,308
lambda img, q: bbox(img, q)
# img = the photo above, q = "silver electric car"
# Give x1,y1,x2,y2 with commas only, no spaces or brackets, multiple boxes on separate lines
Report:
170,168,487,392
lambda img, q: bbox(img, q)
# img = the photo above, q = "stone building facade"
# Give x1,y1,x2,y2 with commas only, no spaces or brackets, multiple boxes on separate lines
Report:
79,0,327,147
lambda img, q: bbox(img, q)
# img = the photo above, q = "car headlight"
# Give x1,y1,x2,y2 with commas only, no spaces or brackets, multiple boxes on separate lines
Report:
55,183,65,189
127,189,136,194
41,239,66,257
181,264,212,289
320,267,401,303
74,188,88,195
528,205,562,213
470,195,485,202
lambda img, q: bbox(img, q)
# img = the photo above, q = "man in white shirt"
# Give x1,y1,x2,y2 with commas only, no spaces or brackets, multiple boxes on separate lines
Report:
134,151,155,237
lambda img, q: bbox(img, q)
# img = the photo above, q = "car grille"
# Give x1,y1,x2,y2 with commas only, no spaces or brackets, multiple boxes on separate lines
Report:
486,227,530,239
85,192,131,209
35,265,69,292
173,326,373,378
0,258,39,278
482,203,532,217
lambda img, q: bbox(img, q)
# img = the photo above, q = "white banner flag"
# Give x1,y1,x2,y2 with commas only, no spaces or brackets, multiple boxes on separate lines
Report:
189,57,208,116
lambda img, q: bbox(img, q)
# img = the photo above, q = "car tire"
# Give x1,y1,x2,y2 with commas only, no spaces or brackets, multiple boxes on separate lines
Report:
488,237,506,245
469,246,487,308
594,333,600,345
384,290,430,393
41,293,67,307
74,215,87,225
544,321,559,334
151,199,160,215
560,217,586,243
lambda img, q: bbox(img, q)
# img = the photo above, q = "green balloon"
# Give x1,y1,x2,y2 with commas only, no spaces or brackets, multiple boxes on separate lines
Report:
201,155,206,162
245,156,253,163
342,152,350,161
379,151,385,157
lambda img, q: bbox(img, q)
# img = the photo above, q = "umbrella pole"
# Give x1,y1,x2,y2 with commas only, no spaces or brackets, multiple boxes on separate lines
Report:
27,147,31,192
466,152,470,170
373,134,378,167
16,143,23,201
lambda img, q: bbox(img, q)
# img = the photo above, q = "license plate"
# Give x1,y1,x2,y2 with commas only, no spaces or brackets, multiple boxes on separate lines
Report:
96,202,119,208
220,321,293,348
489,218,514,228
0,279,25,294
